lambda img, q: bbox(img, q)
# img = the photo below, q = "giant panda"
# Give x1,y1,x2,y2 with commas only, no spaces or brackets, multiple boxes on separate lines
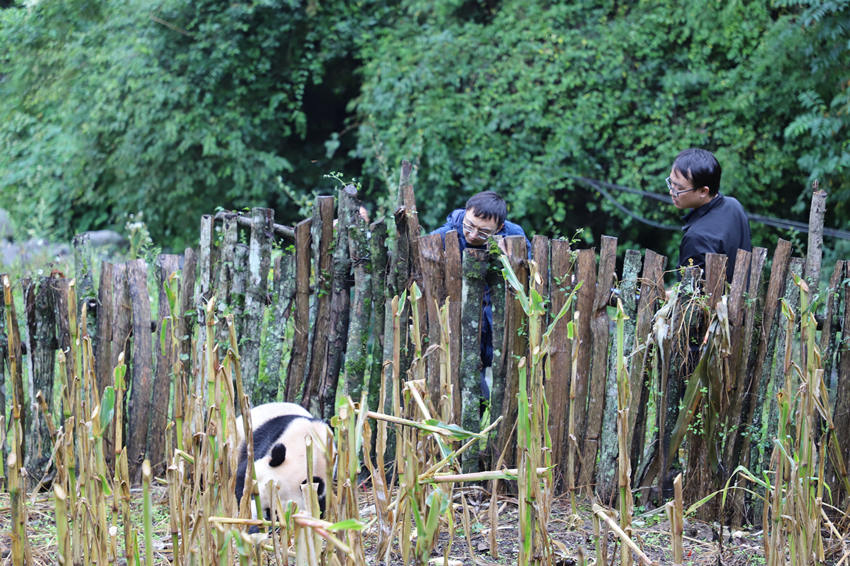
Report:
234,402,311,448
235,402,332,522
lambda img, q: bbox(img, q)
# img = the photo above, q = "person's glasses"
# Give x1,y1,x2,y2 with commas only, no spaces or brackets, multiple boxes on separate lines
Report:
462,220,495,239
665,176,699,196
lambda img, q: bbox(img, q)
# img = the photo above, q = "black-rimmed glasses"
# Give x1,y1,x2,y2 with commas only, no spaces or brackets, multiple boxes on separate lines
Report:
665,176,699,196
462,220,495,239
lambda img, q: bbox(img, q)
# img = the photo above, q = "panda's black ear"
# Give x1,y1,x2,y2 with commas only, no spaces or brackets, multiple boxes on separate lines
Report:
269,444,286,467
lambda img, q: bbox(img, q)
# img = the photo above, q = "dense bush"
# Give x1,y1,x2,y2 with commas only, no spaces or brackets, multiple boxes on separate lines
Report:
1,0,847,255
354,0,849,256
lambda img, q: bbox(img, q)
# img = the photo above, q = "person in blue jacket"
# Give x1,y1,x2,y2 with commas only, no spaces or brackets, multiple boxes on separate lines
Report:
431,190,530,399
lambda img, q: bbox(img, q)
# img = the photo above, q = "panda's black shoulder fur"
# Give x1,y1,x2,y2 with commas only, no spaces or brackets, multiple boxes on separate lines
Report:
245,414,317,462
235,414,318,502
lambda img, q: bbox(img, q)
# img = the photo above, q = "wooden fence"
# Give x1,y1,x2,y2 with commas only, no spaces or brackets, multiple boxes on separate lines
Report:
2,163,849,521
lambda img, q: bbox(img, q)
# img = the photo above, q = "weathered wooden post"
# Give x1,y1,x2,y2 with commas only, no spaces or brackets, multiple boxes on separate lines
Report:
547,239,575,485
418,233,447,410
485,237,505,440
569,249,596,488
597,248,641,503
494,236,529,469
243,207,274,403
444,231,463,425
24,276,57,480
581,235,616,491
322,187,360,418
804,182,826,288
834,265,850,507
263,247,296,400
150,255,180,475
628,250,666,469
303,196,335,416
739,242,790,473
682,252,726,514
3,275,25,488
0,281,7,483
196,214,217,398
284,218,312,403
127,258,153,481
460,248,488,473
366,219,388,414
343,209,372,400
215,213,239,346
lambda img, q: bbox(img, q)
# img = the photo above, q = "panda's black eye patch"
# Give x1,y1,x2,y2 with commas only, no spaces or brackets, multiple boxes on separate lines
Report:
313,476,325,496
269,444,286,467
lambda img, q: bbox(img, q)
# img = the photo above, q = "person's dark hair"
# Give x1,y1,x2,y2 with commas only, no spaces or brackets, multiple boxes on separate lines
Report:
672,148,722,196
465,190,507,226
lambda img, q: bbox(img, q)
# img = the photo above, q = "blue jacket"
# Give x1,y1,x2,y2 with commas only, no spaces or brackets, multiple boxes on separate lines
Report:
431,209,531,367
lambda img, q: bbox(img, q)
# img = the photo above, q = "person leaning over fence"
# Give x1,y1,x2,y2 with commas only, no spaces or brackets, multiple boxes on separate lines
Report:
430,190,531,400
668,148,752,282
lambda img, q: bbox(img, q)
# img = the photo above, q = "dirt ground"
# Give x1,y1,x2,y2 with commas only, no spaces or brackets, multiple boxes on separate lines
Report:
357,487,766,566
0,486,822,566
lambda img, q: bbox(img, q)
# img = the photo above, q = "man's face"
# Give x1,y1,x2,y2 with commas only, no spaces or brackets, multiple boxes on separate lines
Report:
462,209,501,245
668,167,710,210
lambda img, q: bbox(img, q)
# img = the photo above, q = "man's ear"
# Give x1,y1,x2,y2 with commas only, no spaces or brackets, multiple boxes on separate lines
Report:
497,223,505,233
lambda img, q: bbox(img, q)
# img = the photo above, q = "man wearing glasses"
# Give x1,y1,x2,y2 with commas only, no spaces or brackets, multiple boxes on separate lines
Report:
668,148,751,282
432,190,531,399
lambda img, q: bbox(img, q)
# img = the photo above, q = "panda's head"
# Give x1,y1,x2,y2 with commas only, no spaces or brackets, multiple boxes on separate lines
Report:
236,405,332,521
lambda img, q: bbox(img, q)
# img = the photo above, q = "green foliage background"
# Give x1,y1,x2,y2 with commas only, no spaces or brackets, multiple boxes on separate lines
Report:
1,0,847,258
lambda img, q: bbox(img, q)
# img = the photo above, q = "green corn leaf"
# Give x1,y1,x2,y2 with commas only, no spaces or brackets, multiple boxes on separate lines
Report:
99,386,116,431
327,518,365,532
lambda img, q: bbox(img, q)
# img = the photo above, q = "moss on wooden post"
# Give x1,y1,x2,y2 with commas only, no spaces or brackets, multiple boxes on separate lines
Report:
460,248,488,473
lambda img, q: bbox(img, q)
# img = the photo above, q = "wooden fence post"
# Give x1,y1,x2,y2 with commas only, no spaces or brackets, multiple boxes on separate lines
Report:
494,236,529,469
343,215,372,400
176,248,197,446
460,248,489,473
419,233,447,409
303,196,335,416
597,248,641,503
0,280,7,479
284,218,312,404
150,255,180,475
263,248,296,400
485,240,506,439
805,184,827,288
95,262,115,399
127,259,153,482
682,253,727,514
216,214,239,347
581,236,616,491
835,263,850,507
243,207,274,404
570,249,596,488
24,276,57,480
366,219,388,414
196,215,217,399
3,275,25,486
547,239,575,485
628,250,666,471
444,232,463,425
738,241,791,480
322,187,360,418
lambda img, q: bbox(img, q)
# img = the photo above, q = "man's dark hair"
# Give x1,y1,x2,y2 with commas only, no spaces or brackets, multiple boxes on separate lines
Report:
672,148,722,196
465,190,507,226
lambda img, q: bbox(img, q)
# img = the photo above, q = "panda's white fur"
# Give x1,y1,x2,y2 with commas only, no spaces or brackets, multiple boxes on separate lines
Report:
235,402,311,448
235,403,331,521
